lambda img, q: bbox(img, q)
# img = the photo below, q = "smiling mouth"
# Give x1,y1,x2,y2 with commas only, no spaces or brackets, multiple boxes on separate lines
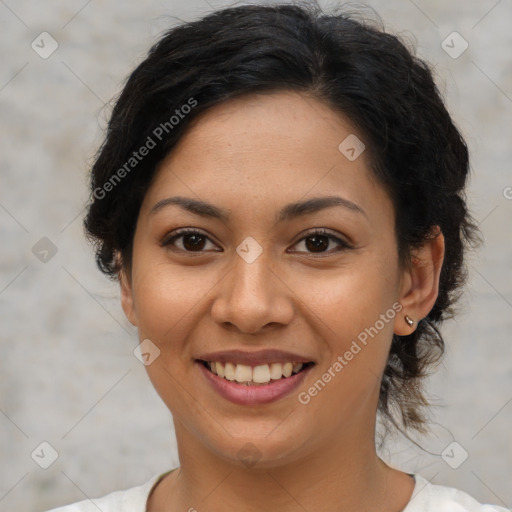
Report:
198,360,315,386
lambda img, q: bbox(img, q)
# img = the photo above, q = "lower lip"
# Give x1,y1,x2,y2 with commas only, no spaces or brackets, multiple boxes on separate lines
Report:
197,362,313,405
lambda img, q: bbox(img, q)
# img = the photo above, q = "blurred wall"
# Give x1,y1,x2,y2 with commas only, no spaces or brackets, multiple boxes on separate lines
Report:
0,0,511,510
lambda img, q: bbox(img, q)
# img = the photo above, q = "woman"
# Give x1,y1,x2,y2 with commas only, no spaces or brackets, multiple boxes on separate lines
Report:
48,3,507,511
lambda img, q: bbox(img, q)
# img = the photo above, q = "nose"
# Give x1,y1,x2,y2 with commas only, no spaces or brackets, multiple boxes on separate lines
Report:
210,250,294,334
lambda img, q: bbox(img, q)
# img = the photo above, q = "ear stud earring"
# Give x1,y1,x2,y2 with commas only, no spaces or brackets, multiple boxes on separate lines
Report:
404,315,414,327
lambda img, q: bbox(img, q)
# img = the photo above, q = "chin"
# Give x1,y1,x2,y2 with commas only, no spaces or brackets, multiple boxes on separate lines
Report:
203,427,312,471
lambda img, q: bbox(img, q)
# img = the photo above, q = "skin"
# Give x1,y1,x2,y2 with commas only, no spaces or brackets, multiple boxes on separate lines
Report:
120,91,445,512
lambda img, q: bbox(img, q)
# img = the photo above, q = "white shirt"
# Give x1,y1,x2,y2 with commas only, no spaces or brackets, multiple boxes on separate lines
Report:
46,472,509,511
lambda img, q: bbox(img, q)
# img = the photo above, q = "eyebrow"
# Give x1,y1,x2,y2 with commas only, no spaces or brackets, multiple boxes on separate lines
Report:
149,195,367,223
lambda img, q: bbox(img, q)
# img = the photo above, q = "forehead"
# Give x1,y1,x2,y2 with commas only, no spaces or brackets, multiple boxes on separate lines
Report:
141,91,390,223
164,90,360,173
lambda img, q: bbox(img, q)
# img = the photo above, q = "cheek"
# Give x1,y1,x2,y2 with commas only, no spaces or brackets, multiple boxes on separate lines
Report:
289,260,398,332
130,260,213,354
294,275,398,420
129,263,210,410
286,254,400,387
132,253,206,319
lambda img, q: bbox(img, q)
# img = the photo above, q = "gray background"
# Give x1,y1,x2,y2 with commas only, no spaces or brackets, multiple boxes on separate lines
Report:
0,0,511,510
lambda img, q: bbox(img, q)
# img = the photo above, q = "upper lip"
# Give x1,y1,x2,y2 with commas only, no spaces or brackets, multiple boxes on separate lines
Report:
196,349,315,366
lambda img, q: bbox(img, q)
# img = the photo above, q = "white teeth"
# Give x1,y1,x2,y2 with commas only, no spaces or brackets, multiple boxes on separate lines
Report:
292,363,303,374
224,362,236,381
269,363,283,380
204,361,307,384
215,361,225,378
253,364,271,384
234,364,253,383
282,362,293,378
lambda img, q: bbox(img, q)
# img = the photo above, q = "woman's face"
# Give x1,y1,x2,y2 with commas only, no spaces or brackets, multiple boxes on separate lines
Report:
121,91,410,468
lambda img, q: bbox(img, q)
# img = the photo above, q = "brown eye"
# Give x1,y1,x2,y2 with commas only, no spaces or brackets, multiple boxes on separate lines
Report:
304,234,330,252
182,233,207,251
290,229,351,255
162,229,220,253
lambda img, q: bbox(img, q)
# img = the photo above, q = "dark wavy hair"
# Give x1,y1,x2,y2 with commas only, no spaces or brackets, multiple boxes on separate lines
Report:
84,2,479,433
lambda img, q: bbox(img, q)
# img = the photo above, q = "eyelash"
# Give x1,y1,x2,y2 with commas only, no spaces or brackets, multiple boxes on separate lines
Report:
161,228,352,256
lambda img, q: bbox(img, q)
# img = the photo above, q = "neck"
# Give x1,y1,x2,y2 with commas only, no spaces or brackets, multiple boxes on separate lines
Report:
153,420,415,512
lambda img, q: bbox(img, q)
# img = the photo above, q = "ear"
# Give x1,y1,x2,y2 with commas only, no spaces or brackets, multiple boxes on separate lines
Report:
394,227,445,336
119,266,138,327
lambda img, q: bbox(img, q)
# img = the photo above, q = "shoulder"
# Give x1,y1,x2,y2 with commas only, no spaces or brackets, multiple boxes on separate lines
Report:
44,473,166,512
405,474,510,512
